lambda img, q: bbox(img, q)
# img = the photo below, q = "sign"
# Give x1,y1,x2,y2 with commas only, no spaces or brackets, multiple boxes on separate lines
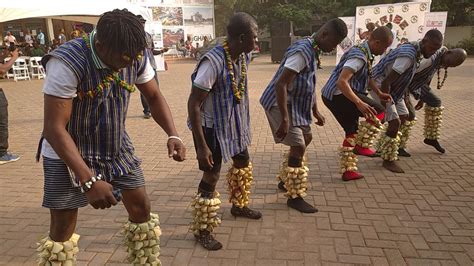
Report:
422,12,447,37
355,1,431,48
336,16,356,65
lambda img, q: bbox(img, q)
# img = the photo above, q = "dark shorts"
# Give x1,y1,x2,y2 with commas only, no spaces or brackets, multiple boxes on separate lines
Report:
322,93,384,135
193,127,249,172
42,157,145,210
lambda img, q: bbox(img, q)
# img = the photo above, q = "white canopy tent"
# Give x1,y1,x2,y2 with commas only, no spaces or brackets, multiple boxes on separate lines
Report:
0,0,152,40
0,0,152,23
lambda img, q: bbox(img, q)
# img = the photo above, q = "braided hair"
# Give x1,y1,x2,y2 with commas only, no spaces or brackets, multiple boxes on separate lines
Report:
96,9,146,60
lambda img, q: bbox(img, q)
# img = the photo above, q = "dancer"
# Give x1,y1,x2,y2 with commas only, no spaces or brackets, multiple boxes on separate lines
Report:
37,9,185,265
399,47,467,156
260,18,347,213
321,26,393,181
370,29,443,173
187,12,260,250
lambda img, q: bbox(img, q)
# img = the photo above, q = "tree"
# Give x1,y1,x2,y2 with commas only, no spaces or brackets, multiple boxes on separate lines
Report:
431,0,473,26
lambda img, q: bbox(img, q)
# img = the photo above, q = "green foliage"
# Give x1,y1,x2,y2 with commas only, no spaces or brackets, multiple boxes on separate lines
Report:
431,0,473,26
457,38,474,55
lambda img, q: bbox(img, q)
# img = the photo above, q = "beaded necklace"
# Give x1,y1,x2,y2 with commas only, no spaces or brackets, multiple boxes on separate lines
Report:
311,39,322,69
82,34,136,98
222,39,247,103
436,67,448,90
355,43,374,77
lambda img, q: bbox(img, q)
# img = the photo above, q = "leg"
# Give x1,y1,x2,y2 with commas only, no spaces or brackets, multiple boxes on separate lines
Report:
39,157,86,265
264,106,317,213
228,150,262,219
0,88,8,156
190,127,224,250
140,93,151,119
398,99,415,157
420,90,445,153
119,169,161,265
354,93,385,157
380,100,405,173
322,95,364,181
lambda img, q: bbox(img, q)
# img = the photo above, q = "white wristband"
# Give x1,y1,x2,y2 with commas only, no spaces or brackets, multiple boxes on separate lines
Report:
167,136,183,143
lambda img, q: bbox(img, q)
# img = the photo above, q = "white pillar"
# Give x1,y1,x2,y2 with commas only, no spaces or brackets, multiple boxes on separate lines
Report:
46,18,54,44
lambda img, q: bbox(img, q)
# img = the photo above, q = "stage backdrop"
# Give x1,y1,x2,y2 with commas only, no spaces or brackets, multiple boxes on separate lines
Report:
355,1,431,47
336,16,356,65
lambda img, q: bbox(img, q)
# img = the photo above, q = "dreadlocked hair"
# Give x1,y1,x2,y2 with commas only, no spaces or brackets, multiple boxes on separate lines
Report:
96,9,146,60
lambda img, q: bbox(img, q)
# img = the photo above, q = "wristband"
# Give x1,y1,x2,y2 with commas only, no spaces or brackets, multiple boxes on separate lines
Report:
80,174,103,193
167,136,183,143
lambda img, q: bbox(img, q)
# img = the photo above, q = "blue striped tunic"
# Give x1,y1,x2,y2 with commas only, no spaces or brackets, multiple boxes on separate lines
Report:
260,38,316,126
41,35,147,178
190,45,251,162
372,42,419,102
321,42,371,100
408,47,447,99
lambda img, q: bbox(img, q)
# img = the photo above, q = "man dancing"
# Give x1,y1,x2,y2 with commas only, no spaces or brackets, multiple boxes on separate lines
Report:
187,12,261,250
321,26,393,181
260,18,347,213
37,9,185,265
370,29,443,173
398,47,467,156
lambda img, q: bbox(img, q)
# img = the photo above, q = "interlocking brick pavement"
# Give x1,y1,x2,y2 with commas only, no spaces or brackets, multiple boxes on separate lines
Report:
0,55,473,265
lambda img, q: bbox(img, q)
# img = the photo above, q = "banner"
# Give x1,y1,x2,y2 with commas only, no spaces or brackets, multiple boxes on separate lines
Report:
355,1,431,47
422,12,447,37
336,16,356,65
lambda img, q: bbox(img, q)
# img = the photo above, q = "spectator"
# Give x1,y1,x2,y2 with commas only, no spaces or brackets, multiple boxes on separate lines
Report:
176,38,187,56
203,36,210,47
358,22,375,40
185,35,196,57
37,29,45,46
0,48,21,165
31,42,45,57
24,30,33,47
4,31,17,48
58,29,66,45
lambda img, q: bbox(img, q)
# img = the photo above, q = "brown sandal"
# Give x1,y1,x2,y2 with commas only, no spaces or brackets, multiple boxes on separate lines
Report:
230,205,262,219
195,230,223,250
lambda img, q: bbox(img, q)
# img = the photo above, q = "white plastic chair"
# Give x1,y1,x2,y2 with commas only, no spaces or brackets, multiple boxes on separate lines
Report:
11,58,31,81
30,57,46,79
3,57,15,80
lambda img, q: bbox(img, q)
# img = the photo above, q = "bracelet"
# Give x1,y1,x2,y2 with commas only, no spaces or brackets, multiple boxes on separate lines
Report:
80,174,103,193
167,136,183,143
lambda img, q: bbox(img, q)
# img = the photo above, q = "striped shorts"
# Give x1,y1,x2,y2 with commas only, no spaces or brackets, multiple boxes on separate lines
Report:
42,157,145,210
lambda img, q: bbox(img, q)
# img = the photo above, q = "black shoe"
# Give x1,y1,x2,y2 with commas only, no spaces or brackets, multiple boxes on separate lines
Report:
424,139,446,154
230,205,262,219
277,181,287,191
287,197,318,213
143,112,151,119
398,148,411,157
195,230,223,250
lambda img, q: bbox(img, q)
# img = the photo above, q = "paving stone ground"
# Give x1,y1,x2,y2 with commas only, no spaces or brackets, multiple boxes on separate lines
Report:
0,55,473,265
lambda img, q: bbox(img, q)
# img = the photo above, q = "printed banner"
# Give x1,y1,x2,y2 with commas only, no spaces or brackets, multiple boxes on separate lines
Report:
355,1,431,48
336,16,356,65
422,12,447,37
185,25,214,48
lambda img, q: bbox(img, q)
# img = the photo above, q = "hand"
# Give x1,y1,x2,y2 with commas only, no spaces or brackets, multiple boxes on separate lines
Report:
378,92,393,103
196,145,213,171
85,180,118,209
415,100,424,110
167,138,186,161
356,101,377,120
275,119,290,140
313,110,326,126
10,49,19,59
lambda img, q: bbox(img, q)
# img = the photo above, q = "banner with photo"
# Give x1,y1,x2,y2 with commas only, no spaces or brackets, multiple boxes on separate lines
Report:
183,7,213,26
151,6,183,26
336,16,356,65
355,1,431,48
422,12,447,37
163,27,185,47
185,25,214,48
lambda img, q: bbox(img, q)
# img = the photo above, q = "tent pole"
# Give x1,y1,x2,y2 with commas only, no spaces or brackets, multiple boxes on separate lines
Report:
46,18,54,45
